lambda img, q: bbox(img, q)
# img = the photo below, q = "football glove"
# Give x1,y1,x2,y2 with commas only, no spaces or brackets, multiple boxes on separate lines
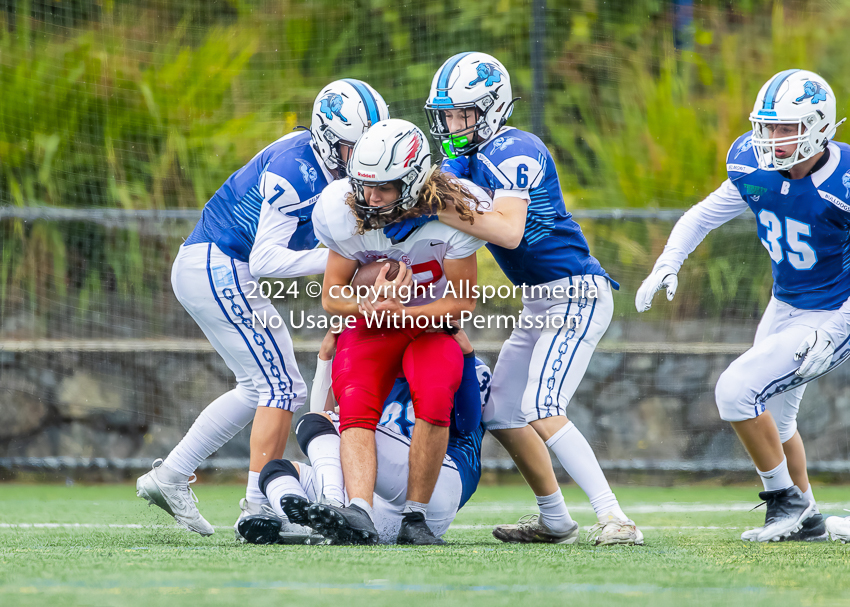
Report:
635,267,678,312
382,215,438,240
794,329,835,379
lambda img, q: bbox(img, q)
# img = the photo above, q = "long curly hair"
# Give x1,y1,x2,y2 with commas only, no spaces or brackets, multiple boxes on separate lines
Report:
345,168,483,234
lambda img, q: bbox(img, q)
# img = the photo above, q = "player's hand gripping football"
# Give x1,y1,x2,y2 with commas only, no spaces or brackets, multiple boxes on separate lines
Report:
794,329,836,379
357,261,413,318
635,267,679,312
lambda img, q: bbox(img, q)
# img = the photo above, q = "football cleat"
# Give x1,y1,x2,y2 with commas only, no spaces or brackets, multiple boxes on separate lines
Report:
587,512,645,546
279,494,311,527
234,498,266,542
825,514,850,543
306,502,378,545
396,511,445,545
754,486,815,542
743,511,827,542
492,514,579,544
237,512,328,546
136,459,214,536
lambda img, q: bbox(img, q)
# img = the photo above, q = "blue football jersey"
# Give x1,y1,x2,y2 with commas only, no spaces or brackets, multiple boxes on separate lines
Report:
727,132,850,310
453,128,616,288
378,358,492,509
185,131,331,262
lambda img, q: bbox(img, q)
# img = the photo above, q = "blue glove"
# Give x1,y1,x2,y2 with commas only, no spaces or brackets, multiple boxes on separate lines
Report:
383,215,438,240
441,154,470,178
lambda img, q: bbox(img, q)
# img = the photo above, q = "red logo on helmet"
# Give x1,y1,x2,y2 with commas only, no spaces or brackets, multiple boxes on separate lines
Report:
402,133,421,168
357,171,376,179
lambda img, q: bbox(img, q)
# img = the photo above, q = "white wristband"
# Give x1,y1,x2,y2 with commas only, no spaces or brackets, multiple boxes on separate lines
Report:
309,356,334,412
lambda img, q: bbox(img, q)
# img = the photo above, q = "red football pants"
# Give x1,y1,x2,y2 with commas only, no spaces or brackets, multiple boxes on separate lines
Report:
333,320,463,432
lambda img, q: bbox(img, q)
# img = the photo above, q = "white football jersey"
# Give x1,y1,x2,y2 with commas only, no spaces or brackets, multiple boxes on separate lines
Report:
313,178,488,306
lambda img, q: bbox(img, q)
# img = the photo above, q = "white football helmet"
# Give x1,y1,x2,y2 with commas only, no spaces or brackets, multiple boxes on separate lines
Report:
347,119,432,230
310,79,390,177
425,52,515,158
749,69,845,171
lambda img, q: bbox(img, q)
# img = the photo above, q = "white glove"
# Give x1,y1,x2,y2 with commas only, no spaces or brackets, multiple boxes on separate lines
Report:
635,267,679,312
794,329,835,378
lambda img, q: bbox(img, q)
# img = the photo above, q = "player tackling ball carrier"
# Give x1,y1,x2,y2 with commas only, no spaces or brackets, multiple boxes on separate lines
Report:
136,80,389,539
310,118,490,544
393,52,642,545
637,69,850,543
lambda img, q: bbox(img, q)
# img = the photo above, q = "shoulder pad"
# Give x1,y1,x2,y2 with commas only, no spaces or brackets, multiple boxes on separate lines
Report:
264,136,327,202
480,128,541,162
314,180,358,247
815,142,850,212
726,131,758,179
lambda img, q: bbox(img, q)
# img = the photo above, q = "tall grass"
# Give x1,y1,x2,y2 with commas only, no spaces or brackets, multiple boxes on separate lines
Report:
2,0,849,330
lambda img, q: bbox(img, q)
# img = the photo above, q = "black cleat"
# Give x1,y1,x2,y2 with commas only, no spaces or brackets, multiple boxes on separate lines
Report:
237,514,283,545
306,502,379,545
396,511,445,545
783,512,828,542
280,494,311,526
755,486,816,542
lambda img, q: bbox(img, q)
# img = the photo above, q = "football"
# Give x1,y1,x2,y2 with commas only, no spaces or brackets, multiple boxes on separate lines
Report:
351,258,401,288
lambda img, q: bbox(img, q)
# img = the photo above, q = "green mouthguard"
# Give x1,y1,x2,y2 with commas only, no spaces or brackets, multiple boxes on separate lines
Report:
441,136,469,159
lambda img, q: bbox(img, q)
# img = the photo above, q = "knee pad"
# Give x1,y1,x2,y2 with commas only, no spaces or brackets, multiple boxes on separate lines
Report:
258,459,299,496
777,418,798,444
295,413,338,455
714,366,752,422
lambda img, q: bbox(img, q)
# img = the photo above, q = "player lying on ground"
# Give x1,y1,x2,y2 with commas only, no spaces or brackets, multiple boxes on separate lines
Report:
636,69,850,542
312,119,490,544
387,52,641,545
136,80,389,538
237,327,489,544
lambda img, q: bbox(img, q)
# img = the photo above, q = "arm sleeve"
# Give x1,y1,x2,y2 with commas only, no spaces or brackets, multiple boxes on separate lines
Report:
248,170,328,279
452,352,483,435
652,179,749,274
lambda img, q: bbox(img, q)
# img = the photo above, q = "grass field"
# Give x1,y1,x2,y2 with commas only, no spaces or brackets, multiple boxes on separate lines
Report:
2,483,850,606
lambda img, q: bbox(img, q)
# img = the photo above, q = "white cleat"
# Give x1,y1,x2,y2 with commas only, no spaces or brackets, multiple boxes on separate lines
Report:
587,512,645,546
741,527,761,542
136,459,214,536
825,515,850,543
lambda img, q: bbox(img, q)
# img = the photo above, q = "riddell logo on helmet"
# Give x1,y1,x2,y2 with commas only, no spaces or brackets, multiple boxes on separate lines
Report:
357,171,376,178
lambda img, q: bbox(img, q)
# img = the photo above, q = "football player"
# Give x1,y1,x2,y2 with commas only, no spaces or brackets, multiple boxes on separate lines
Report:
636,69,849,542
404,52,641,545
136,80,389,537
238,326,489,544
311,118,490,544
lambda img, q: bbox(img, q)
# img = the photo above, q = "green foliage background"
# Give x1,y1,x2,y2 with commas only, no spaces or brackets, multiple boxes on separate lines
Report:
2,0,849,334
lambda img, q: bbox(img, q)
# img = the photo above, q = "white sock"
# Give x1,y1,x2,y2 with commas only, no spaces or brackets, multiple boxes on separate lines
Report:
246,471,268,505
163,388,256,477
402,500,428,516
306,434,345,504
756,457,794,492
536,489,574,534
350,497,374,521
546,421,627,521
157,462,190,484
310,356,334,413
802,485,819,513
264,473,308,518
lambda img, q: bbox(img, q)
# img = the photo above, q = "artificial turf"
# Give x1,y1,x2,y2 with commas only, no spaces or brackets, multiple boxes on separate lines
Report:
1,483,849,606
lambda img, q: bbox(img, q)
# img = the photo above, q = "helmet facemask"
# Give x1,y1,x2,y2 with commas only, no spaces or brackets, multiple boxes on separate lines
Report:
350,169,422,230
317,123,356,177
426,93,499,158
750,112,832,171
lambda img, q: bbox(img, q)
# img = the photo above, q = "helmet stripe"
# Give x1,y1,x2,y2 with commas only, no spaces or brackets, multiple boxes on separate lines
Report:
762,69,800,110
342,79,381,125
436,52,473,98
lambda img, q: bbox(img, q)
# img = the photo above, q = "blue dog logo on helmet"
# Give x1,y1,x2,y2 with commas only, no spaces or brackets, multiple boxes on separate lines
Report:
735,136,753,159
469,63,502,87
296,159,318,192
794,81,828,105
319,93,348,122
842,170,850,199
